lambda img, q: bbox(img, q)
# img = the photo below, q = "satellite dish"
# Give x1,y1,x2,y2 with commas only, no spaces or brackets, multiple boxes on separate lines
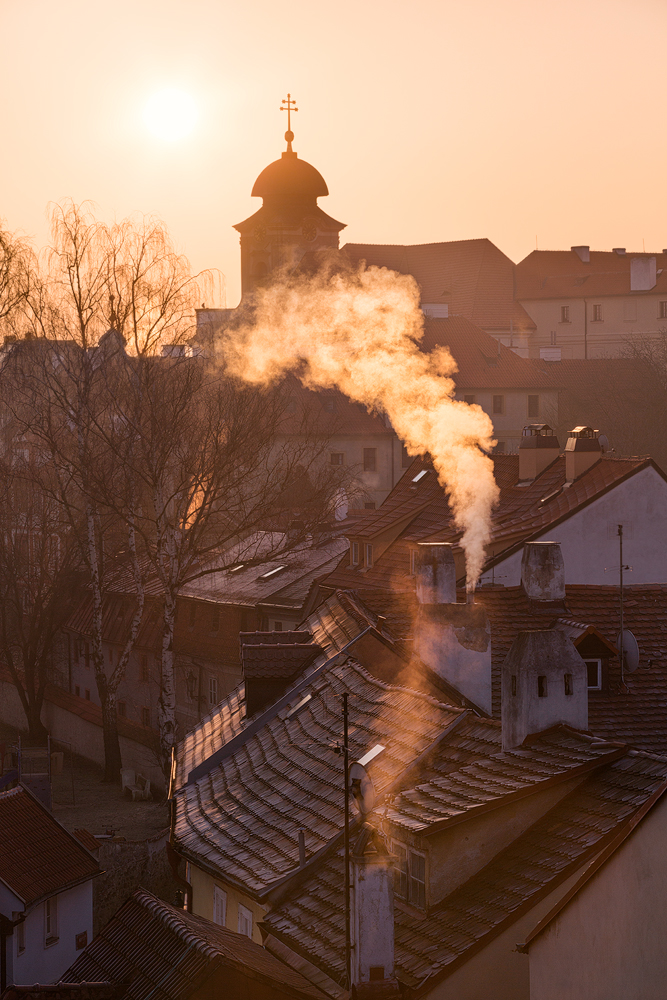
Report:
598,434,610,453
617,629,640,673
349,762,376,816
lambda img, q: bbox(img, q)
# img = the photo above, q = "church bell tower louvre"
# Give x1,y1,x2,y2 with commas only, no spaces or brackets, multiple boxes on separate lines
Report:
233,94,346,298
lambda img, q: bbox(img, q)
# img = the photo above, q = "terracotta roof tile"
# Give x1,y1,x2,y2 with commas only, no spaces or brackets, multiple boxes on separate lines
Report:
516,248,667,300
0,785,99,905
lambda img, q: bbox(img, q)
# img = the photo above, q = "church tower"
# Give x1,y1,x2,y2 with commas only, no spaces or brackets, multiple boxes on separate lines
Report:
234,95,346,298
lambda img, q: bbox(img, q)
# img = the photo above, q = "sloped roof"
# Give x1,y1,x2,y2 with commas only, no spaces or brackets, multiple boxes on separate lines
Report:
422,317,557,390
326,454,652,591
63,888,325,1000
241,643,322,679
263,750,667,992
172,654,463,895
342,239,535,332
0,785,99,905
516,248,667,300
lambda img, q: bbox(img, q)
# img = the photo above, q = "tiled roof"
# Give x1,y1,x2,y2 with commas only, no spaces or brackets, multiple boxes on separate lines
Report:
1,988,122,1000
386,724,623,833
530,357,652,398
264,750,667,991
421,317,557,390
63,888,325,1000
241,643,322,680
516,248,667,300
0,785,99,905
172,655,462,895
342,240,535,332
326,454,652,591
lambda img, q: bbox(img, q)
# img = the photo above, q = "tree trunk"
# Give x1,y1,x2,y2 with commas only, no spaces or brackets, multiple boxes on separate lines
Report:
157,592,177,779
26,702,48,745
99,685,123,784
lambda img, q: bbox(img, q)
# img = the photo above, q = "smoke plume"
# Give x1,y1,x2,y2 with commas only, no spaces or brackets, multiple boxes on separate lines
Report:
219,263,499,588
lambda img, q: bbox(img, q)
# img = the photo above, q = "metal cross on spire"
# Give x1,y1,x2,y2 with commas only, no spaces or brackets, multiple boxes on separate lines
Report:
281,93,298,152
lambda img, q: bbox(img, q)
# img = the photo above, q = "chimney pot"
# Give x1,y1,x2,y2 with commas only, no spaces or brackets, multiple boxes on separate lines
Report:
518,424,560,480
571,245,590,263
501,630,588,750
564,426,602,480
521,542,565,602
415,542,456,605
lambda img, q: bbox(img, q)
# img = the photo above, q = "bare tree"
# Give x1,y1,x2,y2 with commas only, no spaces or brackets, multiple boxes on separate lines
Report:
0,220,34,330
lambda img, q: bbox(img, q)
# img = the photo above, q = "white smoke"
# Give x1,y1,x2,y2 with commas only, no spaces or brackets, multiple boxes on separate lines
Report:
219,263,499,588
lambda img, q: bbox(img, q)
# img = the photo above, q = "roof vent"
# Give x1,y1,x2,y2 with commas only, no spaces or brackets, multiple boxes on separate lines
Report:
613,247,626,255
564,426,602,481
518,424,560,481
571,245,590,263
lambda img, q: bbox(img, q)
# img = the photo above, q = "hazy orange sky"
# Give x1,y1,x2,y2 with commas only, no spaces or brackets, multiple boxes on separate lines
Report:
2,0,667,306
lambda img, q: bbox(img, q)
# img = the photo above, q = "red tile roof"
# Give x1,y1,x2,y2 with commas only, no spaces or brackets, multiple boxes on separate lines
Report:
63,888,325,1000
0,785,99,905
240,643,322,679
342,239,535,332
422,317,558,390
516,248,667,300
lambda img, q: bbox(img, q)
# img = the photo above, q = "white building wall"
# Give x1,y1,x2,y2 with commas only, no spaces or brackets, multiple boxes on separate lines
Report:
480,465,667,586
528,793,667,1000
7,881,92,986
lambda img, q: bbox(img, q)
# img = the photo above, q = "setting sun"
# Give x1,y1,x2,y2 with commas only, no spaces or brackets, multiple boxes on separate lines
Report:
143,87,199,141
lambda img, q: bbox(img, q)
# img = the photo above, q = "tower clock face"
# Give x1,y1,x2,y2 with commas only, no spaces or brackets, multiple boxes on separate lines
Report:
302,222,317,243
253,225,266,243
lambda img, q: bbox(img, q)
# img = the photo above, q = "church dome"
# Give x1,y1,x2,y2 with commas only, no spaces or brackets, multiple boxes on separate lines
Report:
251,151,329,201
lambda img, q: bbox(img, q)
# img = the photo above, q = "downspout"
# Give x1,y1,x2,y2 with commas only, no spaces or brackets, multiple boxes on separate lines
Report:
583,298,588,359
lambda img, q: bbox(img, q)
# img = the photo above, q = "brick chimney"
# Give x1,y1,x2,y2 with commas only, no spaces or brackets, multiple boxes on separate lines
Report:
518,424,560,481
414,543,492,712
501,630,588,750
521,542,565,602
564,426,602,481
351,823,399,999
239,631,321,716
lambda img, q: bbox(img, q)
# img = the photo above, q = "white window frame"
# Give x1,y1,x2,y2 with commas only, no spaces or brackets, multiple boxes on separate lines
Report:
213,885,227,927
391,840,408,899
44,895,58,946
365,544,373,568
585,658,602,691
238,903,253,938
209,676,219,705
408,850,426,908
351,541,359,566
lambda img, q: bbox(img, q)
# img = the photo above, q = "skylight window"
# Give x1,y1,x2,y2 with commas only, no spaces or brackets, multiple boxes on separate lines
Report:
412,470,428,483
229,564,245,573
259,565,286,579
357,743,385,767
285,693,312,719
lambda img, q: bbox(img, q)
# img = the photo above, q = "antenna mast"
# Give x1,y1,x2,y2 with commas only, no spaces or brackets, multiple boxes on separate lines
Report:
618,524,624,684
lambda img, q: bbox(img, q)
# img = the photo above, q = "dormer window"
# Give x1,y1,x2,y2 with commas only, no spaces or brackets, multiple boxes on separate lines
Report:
585,659,602,690
392,841,426,908
351,541,359,566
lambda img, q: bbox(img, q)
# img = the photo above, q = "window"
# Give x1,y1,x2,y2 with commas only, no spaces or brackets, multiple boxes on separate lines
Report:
209,676,218,705
84,643,90,669
351,541,360,566
45,896,58,945
464,394,476,405
259,565,286,579
408,851,426,908
564,673,573,696
213,886,227,926
238,903,253,938
585,659,602,690
75,685,80,698
14,914,24,956
550,330,557,345
492,395,504,415
660,301,667,319
409,549,418,576
363,448,377,472
365,544,373,568
273,621,283,631
330,452,344,466
527,395,539,418
560,305,570,323
117,701,126,717
141,654,149,683
401,444,411,468
592,304,603,321
364,502,376,510
393,842,408,898
494,441,506,454
85,689,91,701
141,707,151,728
210,606,220,634
537,676,548,698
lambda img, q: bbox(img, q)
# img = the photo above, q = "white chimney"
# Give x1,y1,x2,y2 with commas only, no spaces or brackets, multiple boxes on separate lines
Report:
415,542,456,605
630,256,657,291
518,424,560,481
571,245,590,263
521,542,565,602
564,426,602,481
501,630,588,750
351,824,398,996
414,543,491,711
